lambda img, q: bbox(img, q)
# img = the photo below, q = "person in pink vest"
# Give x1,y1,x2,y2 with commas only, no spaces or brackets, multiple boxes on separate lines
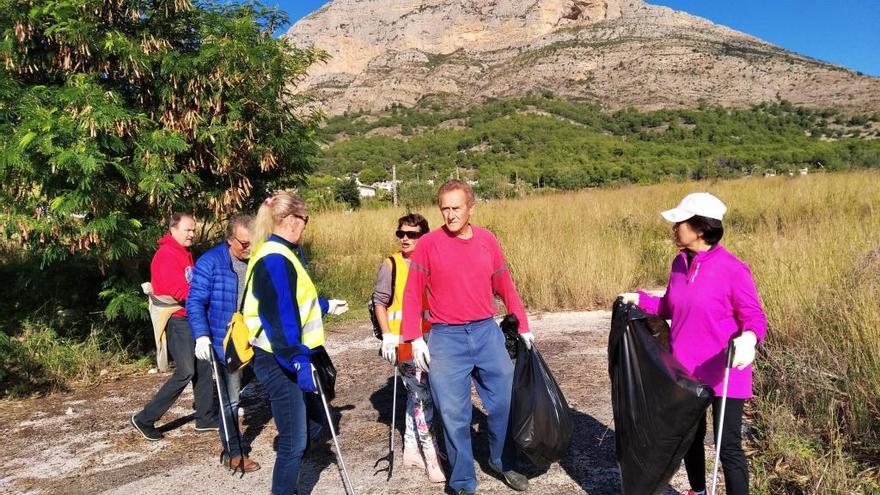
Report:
401,180,534,495
620,192,767,495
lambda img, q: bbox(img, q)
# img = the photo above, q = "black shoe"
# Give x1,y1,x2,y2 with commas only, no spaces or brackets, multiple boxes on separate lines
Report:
131,414,164,441
488,462,529,491
305,426,331,454
195,420,219,432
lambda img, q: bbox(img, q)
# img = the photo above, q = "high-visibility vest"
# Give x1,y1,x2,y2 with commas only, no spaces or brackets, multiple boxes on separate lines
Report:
385,252,431,362
243,240,325,353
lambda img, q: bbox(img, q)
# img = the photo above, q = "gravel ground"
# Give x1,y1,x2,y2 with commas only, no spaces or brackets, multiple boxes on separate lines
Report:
0,311,701,495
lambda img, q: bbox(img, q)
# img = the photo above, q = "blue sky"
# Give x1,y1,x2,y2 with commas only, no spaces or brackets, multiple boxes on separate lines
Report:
269,0,880,76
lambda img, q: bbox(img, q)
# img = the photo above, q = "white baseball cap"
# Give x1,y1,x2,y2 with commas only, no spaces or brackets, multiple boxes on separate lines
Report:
661,192,727,222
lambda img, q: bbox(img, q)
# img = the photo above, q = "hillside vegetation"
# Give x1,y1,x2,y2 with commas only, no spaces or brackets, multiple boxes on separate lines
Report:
305,96,880,209
303,171,880,493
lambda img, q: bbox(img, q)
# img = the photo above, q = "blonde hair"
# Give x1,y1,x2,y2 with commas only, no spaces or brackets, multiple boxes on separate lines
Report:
252,191,308,250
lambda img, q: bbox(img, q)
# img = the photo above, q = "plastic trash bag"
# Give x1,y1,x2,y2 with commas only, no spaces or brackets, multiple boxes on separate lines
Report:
310,346,337,402
608,300,714,495
509,334,573,466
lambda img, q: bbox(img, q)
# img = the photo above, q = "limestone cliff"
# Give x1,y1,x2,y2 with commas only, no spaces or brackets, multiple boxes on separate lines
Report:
286,0,880,115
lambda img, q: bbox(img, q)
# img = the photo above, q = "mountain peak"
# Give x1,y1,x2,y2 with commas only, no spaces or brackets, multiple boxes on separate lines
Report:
287,0,880,115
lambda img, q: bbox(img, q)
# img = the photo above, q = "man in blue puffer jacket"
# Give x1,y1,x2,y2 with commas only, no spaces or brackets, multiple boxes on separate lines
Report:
187,214,261,473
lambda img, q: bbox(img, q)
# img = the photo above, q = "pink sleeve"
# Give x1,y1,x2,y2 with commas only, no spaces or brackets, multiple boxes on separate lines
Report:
636,290,669,318
730,263,768,341
402,242,429,342
489,236,530,333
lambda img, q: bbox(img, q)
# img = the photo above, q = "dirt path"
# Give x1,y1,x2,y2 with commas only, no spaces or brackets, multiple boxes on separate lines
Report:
1,311,694,495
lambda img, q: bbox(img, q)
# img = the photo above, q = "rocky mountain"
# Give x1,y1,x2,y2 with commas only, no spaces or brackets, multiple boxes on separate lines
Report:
285,0,880,116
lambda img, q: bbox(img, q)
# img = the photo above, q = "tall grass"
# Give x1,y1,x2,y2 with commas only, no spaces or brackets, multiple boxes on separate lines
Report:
306,171,880,493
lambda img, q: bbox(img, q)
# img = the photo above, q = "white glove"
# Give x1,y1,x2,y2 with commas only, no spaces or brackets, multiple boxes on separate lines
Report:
194,336,212,361
619,292,640,305
519,332,535,350
327,299,349,316
381,333,399,365
731,331,758,370
411,337,430,373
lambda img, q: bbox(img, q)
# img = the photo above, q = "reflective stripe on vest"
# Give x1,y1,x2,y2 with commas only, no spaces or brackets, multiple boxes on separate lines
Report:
386,252,431,362
243,240,325,353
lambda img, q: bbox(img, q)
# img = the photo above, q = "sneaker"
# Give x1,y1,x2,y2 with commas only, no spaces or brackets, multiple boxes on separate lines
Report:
131,414,163,441
456,490,476,495
488,462,529,491
423,448,446,483
194,420,219,432
402,446,426,470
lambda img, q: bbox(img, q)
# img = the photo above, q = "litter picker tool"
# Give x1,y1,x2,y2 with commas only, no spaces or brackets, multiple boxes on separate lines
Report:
314,366,356,495
373,363,399,480
210,353,245,477
710,338,736,495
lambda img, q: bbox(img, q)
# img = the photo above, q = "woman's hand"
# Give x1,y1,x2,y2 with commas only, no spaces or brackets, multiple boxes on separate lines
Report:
619,293,640,305
731,331,758,369
327,299,349,315
381,333,399,365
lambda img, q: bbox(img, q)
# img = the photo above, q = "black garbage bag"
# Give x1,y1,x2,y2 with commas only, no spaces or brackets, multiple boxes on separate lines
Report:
509,338,573,466
608,300,714,495
310,346,337,402
500,313,520,360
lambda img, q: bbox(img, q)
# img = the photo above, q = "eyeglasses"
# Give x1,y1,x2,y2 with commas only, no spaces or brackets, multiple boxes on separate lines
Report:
395,230,423,240
293,214,309,225
233,237,250,249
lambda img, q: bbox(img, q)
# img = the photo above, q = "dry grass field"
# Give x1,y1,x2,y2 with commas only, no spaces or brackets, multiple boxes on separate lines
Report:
306,171,880,493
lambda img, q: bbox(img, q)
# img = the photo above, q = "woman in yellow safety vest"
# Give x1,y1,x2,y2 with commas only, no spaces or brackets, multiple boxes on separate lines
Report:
372,213,445,483
244,191,348,495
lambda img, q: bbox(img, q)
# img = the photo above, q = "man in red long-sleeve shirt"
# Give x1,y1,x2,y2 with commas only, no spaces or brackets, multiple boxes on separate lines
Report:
131,213,218,441
401,180,535,495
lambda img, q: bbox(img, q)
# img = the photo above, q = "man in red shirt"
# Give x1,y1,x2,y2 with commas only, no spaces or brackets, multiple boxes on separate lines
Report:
131,213,218,441
402,180,535,495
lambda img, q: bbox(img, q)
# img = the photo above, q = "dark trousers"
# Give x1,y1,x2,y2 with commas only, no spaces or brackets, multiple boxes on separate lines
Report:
253,347,307,495
137,317,217,426
684,398,748,495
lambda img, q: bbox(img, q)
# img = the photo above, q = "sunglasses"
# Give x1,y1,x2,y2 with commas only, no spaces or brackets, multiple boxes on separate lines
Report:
293,214,309,225
233,237,250,249
395,230,423,240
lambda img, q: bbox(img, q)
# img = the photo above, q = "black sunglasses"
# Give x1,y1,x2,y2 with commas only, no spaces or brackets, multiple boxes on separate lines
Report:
395,230,423,240
293,214,309,225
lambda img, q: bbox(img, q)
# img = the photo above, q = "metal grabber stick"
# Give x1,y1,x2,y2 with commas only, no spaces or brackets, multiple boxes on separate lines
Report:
313,367,356,495
209,353,238,475
374,363,399,480
710,339,736,495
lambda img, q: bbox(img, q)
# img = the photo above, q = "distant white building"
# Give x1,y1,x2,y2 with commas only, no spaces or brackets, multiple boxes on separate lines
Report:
358,184,377,198
372,180,400,192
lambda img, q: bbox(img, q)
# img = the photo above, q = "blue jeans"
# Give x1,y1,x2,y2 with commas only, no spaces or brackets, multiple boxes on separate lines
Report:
253,348,307,495
216,365,244,458
428,318,515,493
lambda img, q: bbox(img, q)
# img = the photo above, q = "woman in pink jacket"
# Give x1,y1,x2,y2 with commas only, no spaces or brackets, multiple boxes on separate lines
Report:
620,192,766,495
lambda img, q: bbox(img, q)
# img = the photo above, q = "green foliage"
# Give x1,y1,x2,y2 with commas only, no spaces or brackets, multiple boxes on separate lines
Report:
0,320,127,396
333,177,361,209
0,1,323,328
316,96,880,195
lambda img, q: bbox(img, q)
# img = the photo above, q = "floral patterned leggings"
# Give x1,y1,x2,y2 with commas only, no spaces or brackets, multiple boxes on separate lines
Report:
399,362,441,453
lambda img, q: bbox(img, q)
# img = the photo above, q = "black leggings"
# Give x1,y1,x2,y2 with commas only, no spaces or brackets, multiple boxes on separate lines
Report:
684,398,749,495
